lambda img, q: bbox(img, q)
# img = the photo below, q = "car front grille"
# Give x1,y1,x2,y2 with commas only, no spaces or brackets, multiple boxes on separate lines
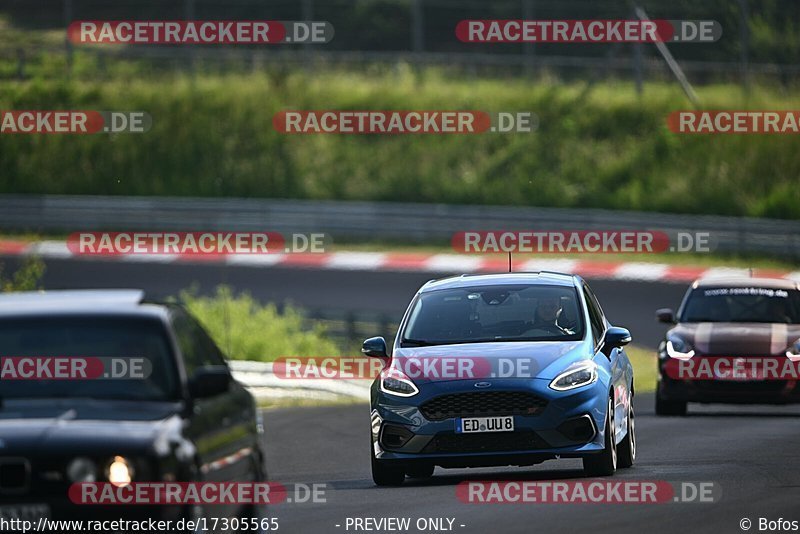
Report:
0,458,31,494
422,431,550,453
420,391,547,421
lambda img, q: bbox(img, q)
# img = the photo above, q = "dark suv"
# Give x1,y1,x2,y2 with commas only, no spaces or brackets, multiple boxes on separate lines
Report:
0,290,265,525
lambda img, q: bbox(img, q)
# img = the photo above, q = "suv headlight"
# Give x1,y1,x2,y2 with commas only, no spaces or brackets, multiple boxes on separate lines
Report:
380,368,419,397
666,336,695,359
549,361,597,391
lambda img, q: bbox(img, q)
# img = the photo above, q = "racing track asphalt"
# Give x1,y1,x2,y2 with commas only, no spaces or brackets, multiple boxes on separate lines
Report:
261,394,800,534
2,255,799,533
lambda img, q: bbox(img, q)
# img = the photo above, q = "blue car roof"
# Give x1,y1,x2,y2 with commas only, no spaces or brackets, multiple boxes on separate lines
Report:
420,272,579,293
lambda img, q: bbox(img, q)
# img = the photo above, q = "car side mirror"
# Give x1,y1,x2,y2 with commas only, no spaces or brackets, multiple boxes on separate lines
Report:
362,336,388,358
603,327,632,355
189,366,231,398
656,308,676,324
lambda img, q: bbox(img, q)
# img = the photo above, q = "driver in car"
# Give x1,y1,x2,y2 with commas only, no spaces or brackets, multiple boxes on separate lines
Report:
526,296,575,335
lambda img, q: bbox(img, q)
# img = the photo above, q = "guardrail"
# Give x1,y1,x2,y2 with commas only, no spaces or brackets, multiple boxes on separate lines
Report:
1,194,799,258
229,360,370,401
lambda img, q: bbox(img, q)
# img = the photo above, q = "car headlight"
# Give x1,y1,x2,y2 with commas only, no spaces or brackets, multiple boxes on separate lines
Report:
786,340,800,362
66,457,97,483
106,456,134,487
549,361,597,391
380,368,419,397
666,336,695,360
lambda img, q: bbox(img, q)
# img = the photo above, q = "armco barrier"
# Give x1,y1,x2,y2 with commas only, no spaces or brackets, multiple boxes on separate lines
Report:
229,360,370,401
1,194,799,258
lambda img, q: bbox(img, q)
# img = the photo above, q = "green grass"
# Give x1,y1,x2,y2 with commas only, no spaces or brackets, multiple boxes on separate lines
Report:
1,57,800,219
626,344,658,394
258,396,365,410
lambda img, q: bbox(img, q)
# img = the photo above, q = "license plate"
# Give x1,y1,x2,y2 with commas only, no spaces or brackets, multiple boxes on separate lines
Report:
0,504,50,521
456,416,514,433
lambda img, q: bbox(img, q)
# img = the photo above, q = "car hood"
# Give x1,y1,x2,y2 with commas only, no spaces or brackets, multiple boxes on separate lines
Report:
390,341,590,383
671,322,800,356
0,398,184,455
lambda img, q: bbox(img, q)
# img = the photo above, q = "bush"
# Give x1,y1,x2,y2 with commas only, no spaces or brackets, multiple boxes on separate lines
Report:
0,256,45,292
180,286,340,362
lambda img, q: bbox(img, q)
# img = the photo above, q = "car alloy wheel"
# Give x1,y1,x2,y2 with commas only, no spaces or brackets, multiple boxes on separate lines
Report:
582,396,617,477
618,397,635,468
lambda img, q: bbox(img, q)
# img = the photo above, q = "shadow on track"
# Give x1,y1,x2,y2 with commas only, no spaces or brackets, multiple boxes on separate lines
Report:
329,466,590,491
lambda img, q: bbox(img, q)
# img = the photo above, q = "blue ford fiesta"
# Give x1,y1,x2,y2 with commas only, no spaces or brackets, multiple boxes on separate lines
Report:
365,272,635,486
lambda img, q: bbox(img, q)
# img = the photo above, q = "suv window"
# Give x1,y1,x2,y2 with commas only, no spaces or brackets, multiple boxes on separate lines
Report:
171,307,227,377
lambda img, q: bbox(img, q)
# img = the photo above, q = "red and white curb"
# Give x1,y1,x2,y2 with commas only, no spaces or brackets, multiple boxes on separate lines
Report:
1,239,798,284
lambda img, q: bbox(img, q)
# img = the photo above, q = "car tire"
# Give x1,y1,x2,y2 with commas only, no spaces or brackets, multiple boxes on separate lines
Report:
405,463,435,479
655,392,687,416
371,453,406,486
617,399,635,468
583,397,617,477
240,449,268,531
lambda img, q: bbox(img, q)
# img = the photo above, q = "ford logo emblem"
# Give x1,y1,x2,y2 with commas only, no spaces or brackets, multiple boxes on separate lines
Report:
474,381,492,389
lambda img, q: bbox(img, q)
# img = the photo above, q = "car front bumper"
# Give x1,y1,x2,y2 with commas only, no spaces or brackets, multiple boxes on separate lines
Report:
371,377,610,466
657,372,800,404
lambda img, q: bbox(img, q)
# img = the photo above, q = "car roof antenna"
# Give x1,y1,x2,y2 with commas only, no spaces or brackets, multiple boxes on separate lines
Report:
508,252,512,273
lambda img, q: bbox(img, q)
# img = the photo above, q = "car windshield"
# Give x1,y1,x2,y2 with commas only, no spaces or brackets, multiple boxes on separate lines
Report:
681,287,800,324
0,316,180,401
401,284,584,346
